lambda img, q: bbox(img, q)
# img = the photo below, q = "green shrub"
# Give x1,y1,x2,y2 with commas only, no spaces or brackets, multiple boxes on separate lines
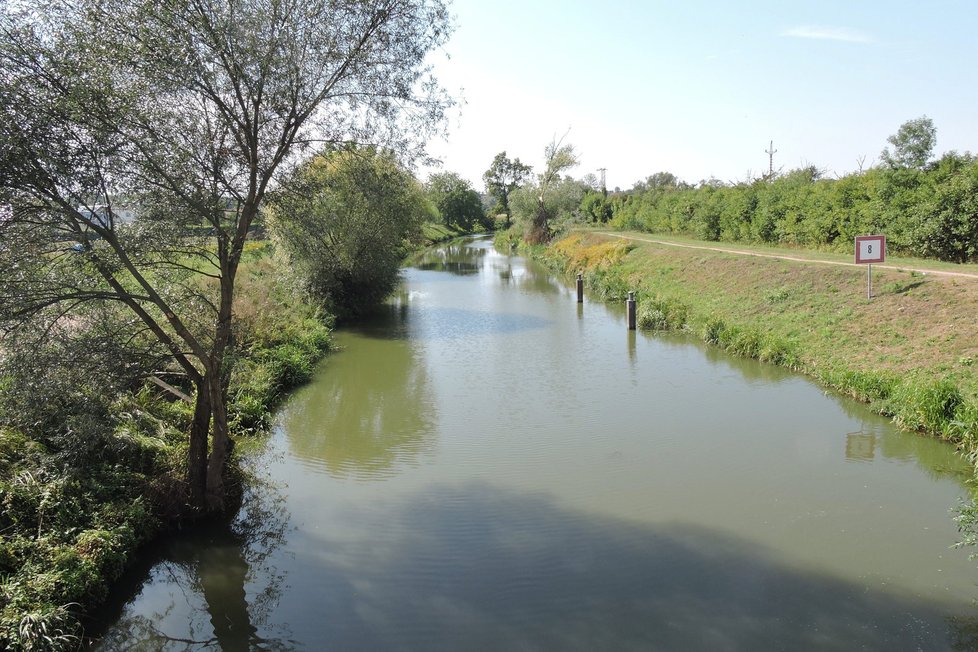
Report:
759,337,800,369
715,323,740,349
951,402,978,462
585,268,631,301
606,155,978,263
729,328,763,359
637,306,668,331
636,297,689,332
821,368,898,404
892,379,964,435
2,603,80,652
702,317,727,345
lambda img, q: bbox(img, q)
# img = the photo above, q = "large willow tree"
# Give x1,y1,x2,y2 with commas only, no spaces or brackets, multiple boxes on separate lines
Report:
0,0,452,512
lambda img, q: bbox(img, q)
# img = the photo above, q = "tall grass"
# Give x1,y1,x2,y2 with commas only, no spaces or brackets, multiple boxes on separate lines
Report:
636,296,688,331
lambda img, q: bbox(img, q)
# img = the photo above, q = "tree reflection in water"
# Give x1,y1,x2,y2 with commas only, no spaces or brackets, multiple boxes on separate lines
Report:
280,314,437,480
412,242,486,276
93,460,293,651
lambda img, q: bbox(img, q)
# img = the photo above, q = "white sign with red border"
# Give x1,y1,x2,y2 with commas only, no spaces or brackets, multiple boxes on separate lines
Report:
855,235,885,264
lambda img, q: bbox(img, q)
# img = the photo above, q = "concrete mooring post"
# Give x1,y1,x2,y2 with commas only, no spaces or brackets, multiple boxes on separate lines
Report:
576,272,584,303
626,291,636,330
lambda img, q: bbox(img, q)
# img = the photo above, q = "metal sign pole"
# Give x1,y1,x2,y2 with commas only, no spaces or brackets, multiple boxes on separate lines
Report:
867,264,872,299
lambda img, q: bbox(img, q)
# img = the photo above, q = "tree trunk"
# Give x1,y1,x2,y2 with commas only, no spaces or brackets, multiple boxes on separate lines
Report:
203,238,238,513
528,202,549,244
205,372,232,512
187,385,211,512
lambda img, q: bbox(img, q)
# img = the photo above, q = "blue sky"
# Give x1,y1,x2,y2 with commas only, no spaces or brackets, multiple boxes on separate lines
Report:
424,0,978,191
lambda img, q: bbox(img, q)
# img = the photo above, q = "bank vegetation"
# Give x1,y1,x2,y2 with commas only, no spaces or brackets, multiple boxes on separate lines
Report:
0,242,332,650
525,230,978,474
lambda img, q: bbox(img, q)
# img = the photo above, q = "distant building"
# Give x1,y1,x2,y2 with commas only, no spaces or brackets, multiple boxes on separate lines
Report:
77,204,137,229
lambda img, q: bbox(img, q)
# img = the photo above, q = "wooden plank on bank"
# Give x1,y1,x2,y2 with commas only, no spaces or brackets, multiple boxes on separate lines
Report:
148,375,193,403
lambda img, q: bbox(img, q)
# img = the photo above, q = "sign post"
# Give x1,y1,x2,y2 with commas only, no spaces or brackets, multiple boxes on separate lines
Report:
854,235,886,299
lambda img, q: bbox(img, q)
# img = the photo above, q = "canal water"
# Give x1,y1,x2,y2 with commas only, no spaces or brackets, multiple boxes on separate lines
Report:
94,237,978,650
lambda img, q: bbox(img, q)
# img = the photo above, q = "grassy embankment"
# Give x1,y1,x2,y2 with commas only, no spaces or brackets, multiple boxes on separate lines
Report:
0,241,331,650
522,229,978,464
420,221,474,245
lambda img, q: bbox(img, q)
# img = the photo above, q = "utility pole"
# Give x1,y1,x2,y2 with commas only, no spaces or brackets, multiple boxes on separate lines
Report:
765,140,777,178
597,167,607,197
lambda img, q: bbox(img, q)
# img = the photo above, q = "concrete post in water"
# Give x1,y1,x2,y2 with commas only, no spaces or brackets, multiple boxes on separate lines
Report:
576,272,584,303
626,291,636,330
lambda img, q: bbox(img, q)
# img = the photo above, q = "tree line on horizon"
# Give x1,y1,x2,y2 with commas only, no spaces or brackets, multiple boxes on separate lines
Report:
479,117,978,264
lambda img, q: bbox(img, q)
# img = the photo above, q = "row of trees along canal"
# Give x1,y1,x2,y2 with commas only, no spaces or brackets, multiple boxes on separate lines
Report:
484,118,978,263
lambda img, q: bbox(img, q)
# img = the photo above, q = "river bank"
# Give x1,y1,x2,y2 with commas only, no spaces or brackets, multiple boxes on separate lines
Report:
518,230,978,471
0,242,332,650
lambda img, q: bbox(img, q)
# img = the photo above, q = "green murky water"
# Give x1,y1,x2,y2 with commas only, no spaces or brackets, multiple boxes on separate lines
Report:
93,237,978,650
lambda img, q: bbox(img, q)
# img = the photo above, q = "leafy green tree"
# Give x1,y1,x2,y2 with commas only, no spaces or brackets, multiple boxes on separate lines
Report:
718,183,758,241
483,152,532,228
881,116,937,169
0,0,451,512
691,185,723,241
910,152,978,262
631,171,681,193
269,148,427,317
510,177,584,241
427,172,486,230
580,191,612,223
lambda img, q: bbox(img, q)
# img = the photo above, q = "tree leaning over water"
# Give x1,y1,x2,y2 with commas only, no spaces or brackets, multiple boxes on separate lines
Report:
0,0,452,513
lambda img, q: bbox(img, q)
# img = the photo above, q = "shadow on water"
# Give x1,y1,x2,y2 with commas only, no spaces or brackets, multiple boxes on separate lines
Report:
91,481,978,651
309,483,978,651
337,292,413,341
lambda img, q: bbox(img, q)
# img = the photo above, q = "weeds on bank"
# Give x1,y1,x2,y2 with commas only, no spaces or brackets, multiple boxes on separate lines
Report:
636,297,689,332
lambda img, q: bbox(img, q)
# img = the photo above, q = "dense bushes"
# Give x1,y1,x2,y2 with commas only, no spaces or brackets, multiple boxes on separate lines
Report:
0,391,184,651
612,153,978,263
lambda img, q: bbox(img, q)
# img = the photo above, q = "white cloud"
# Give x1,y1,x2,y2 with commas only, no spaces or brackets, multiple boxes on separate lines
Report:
782,25,876,44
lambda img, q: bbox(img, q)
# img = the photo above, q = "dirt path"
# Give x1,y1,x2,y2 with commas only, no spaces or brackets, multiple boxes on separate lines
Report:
597,231,978,281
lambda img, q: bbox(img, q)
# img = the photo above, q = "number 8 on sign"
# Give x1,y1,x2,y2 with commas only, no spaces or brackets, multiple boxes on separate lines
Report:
855,235,885,265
